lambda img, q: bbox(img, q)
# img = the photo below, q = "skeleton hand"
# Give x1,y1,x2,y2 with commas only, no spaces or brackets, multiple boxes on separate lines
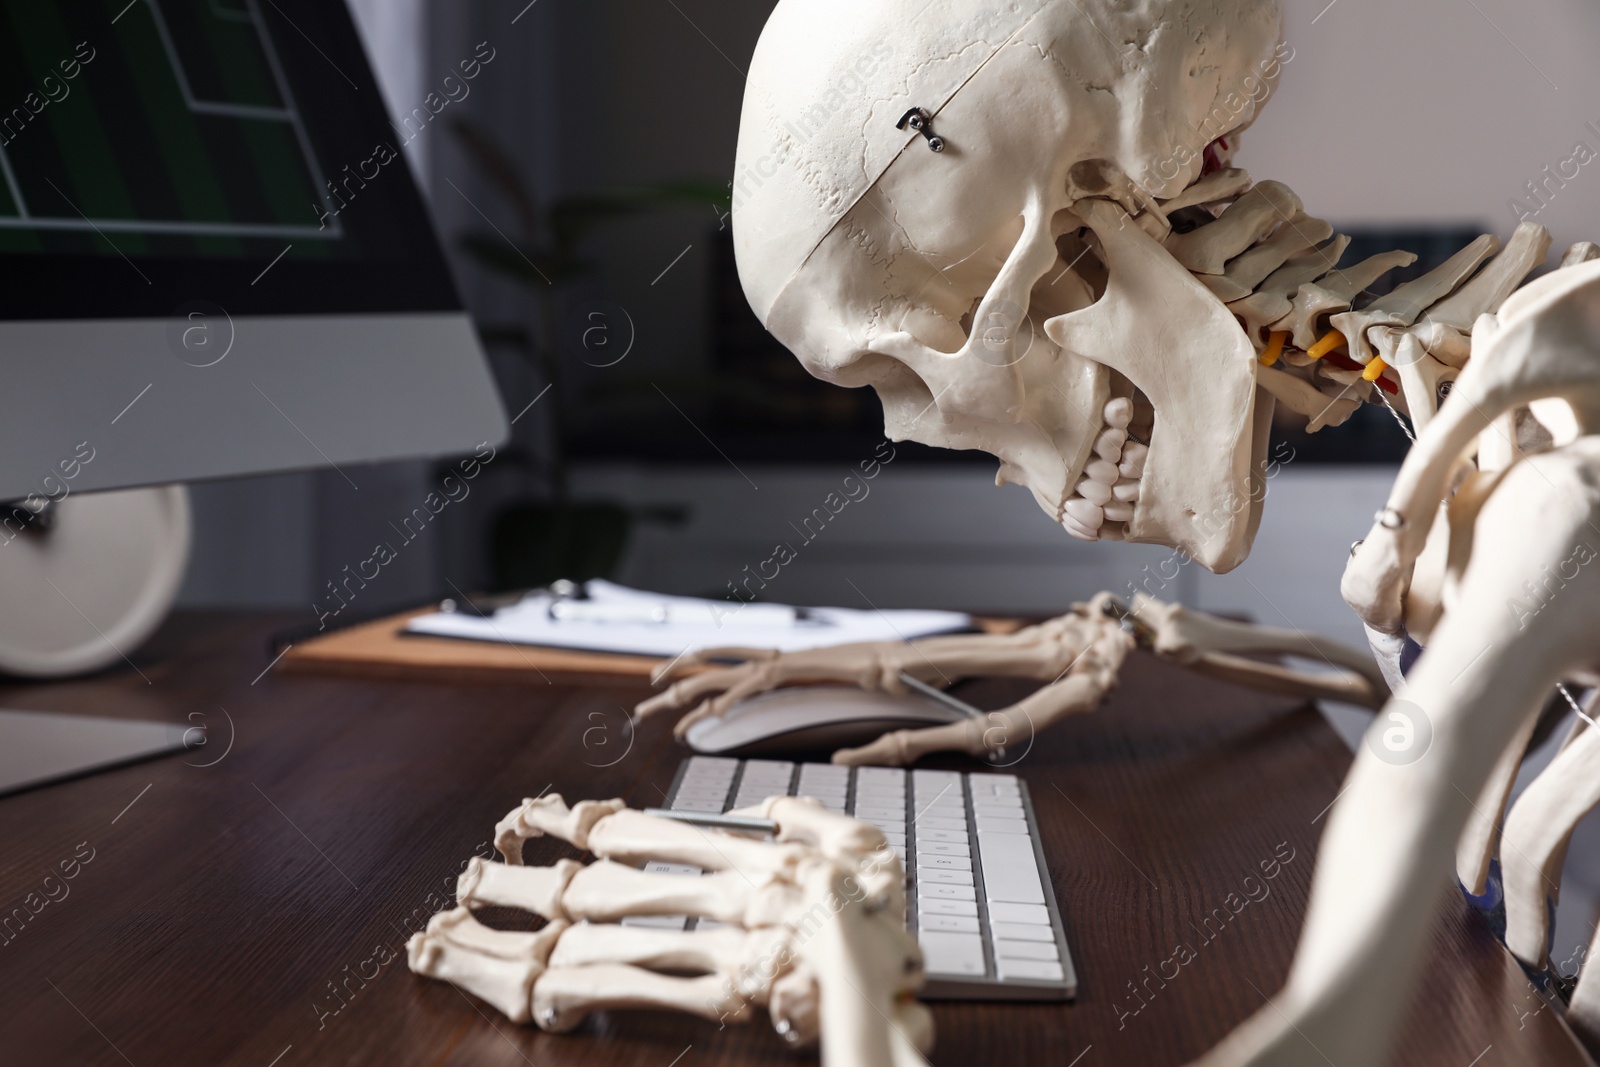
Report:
636,591,1387,768
409,793,931,1065
635,593,1134,766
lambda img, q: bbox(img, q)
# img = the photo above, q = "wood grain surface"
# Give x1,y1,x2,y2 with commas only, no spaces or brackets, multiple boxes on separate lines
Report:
0,612,1590,1067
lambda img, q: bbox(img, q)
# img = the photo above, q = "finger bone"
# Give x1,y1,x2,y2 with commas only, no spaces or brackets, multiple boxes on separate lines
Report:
408,928,552,1023
458,857,583,920
495,795,626,863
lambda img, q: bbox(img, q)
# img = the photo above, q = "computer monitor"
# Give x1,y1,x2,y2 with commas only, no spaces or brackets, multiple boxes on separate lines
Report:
0,0,506,793
0,0,506,499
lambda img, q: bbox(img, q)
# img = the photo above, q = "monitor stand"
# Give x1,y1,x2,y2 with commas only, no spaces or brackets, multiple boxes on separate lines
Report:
0,709,196,798
0,486,197,798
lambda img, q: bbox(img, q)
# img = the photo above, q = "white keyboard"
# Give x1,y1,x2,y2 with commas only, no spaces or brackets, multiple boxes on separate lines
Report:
648,756,1077,1000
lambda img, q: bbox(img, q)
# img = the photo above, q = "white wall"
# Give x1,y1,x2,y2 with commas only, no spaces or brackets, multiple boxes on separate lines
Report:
1249,0,1600,250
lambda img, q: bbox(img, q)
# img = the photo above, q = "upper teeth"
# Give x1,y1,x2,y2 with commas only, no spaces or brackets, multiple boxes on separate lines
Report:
1062,396,1144,542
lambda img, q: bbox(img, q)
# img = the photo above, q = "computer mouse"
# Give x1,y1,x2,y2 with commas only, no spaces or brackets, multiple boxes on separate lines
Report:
683,685,970,759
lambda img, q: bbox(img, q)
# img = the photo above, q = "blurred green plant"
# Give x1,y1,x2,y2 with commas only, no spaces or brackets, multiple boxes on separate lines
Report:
448,119,726,589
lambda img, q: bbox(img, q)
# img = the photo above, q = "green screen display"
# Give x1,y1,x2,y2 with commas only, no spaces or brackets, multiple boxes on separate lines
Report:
0,0,340,260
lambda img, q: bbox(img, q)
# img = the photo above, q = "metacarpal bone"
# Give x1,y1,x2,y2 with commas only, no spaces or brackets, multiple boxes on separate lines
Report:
585,809,809,879
547,920,786,984
532,964,751,1033
739,795,888,862
561,859,803,927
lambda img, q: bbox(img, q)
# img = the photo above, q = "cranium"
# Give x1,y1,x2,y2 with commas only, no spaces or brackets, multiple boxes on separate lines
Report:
733,0,1285,570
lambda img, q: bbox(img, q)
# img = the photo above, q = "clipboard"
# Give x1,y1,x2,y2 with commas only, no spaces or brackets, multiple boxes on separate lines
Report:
275,605,1027,688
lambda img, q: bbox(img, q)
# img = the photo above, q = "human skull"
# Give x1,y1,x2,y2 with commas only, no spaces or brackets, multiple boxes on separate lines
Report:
733,0,1285,570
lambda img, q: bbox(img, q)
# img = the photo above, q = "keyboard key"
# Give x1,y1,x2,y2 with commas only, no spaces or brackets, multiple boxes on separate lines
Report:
854,806,906,821
915,828,968,844
621,915,690,929
912,816,968,832
978,833,1046,904
674,787,732,803
919,913,980,934
919,897,978,917
974,816,1030,835
912,770,963,789
995,939,1059,962
992,922,1054,942
919,882,976,901
919,854,972,872
914,803,967,820
915,840,969,857
988,902,1050,925
972,798,1024,815
995,958,1064,982
919,931,986,976
917,867,974,885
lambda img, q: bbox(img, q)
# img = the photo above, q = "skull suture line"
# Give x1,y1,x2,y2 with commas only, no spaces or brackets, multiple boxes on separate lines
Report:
733,0,1286,570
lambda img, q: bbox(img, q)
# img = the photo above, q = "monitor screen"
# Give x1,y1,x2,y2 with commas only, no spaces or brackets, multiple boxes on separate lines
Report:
0,0,460,318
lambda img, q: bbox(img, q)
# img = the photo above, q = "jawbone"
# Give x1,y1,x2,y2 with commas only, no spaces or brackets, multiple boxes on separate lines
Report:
1045,196,1268,573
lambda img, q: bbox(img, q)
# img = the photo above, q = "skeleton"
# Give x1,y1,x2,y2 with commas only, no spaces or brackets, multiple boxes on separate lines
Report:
422,1,1600,1063
409,793,933,1064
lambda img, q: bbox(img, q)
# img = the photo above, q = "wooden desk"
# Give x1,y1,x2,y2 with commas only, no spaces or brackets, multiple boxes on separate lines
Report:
0,613,1591,1067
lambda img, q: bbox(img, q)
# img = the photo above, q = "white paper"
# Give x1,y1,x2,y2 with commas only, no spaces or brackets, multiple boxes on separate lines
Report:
405,580,972,658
